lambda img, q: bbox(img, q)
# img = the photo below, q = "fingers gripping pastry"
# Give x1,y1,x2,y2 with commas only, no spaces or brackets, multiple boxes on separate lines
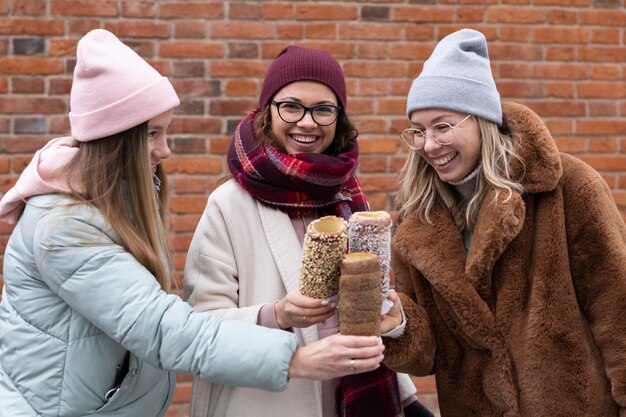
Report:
348,211,393,312
298,215,348,299
338,252,383,336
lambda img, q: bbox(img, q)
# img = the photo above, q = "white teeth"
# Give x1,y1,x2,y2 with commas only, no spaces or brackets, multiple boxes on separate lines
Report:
433,153,456,166
292,135,317,143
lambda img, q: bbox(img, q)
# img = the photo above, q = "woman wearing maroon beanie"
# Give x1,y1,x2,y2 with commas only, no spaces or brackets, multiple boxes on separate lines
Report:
184,46,433,417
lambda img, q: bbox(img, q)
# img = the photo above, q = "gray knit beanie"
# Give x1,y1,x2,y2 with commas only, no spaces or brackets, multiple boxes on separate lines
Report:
406,29,502,126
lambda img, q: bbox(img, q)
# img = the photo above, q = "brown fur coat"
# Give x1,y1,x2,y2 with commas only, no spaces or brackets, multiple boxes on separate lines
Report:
384,102,626,417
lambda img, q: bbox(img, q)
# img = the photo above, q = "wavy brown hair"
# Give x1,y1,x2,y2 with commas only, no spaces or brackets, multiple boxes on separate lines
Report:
64,122,173,290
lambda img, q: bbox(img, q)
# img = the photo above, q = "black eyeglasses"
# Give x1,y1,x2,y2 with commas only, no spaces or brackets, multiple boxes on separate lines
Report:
271,101,341,126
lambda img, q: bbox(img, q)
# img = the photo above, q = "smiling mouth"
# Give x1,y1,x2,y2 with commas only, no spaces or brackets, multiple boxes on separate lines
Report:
291,135,317,144
433,152,457,166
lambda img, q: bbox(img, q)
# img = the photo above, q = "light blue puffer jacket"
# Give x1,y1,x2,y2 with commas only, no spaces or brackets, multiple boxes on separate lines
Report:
0,194,298,417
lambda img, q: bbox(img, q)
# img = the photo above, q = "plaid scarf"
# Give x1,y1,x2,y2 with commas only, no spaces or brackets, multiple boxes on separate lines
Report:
337,365,404,417
227,109,368,220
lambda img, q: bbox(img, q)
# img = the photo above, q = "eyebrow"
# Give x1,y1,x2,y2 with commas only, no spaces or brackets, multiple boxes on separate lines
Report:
410,113,457,127
276,96,338,106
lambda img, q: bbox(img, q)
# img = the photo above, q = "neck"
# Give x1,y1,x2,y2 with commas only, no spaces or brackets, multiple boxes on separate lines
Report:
448,164,480,200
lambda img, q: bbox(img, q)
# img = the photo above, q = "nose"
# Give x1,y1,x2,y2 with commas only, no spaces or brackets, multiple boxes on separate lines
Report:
422,132,441,153
297,110,317,128
153,137,172,160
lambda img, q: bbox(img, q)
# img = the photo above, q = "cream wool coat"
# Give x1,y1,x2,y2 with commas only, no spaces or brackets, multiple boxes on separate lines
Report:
184,179,416,417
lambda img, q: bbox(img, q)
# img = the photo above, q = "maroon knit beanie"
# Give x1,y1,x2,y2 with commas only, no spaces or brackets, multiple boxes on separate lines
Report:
259,45,347,110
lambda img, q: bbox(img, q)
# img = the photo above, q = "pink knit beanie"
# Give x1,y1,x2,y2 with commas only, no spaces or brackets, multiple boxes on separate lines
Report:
69,29,180,142
259,45,347,110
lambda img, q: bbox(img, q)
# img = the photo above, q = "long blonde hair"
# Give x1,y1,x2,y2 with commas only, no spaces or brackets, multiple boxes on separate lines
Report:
64,123,173,290
396,116,525,231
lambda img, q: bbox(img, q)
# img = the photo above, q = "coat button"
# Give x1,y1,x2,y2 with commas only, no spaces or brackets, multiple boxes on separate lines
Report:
131,368,138,376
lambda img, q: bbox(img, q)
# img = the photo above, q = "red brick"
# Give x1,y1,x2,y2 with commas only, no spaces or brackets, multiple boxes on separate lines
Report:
359,175,399,192
210,60,268,78
49,39,78,57
357,42,388,59
164,156,222,174
174,21,206,38
355,118,389,134
580,9,626,26
159,2,223,19
525,101,585,117
159,41,223,58
276,23,303,40
338,23,403,41
0,157,9,173
210,136,231,155
170,117,221,134
0,19,64,35
229,2,262,19
122,0,156,17
364,192,389,211
592,65,620,80
224,79,258,97
305,23,338,40
262,3,294,19
545,46,576,61
359,156,388,173
170,196,210,214
391,7,453,23
588,138,617,153
358,138,400,154
358,79,389,96
172,176,213,194
499,26,532,42
210,99,256,116
68,19,100,35
343,61,404,78
547,9,578,24
49,78,73,95
592,28,620,44
10,77,45,94
171,214,202,233
457,7,485,23
589,101,619,117
172,381,192,403
578,155,626,171
530,64,588,80
498,81,544,98
105,20,170,38
578,46,626,62
578,82,626,99
0,58,64,75
487,7,546,23
545,82,575,98
210,22,274,39
578,120,626,135
555,137,585,153
14,0,46,15
0,97,66,114
0,136,49,153
295,4,357,20
378,98,406,115
533,27,589,43
51,0,118,16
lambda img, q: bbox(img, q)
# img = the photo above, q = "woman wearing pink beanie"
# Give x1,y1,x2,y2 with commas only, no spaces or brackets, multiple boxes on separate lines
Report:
0,30,386,417
184,45,434,417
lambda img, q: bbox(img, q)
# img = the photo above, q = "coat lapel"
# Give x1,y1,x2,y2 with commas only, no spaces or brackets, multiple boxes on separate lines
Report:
257,201,320,345
393,203,517,351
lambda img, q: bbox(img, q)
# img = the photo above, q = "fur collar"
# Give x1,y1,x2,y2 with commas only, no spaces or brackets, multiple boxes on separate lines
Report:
502,101,562,193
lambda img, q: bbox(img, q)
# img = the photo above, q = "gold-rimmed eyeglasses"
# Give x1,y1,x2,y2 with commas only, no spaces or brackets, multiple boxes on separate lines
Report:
400,114,472,150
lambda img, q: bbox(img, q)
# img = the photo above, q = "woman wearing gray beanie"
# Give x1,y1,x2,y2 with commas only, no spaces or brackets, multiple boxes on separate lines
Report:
379,28,626,416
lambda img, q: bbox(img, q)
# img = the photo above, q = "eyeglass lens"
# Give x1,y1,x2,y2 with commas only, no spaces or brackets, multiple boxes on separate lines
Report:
273,101,339,126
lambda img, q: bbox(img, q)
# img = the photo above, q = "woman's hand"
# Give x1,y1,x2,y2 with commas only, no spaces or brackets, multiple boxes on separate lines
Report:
287,334,384,380
380,290,403,334
274,288,336,329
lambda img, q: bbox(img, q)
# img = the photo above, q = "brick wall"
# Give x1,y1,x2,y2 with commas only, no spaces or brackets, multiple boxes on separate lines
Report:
1,1,626,416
